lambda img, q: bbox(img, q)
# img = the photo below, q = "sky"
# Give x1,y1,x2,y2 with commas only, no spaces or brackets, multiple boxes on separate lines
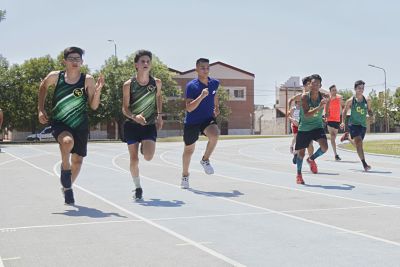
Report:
1,0,399,107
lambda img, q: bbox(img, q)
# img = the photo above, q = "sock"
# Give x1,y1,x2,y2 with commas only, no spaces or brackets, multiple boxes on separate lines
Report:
132,176,141,189
361,159,368,167
310,148,325,160
297,158,303,175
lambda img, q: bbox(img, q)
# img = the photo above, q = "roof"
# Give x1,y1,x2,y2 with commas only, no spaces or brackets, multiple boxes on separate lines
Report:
171,61,255,77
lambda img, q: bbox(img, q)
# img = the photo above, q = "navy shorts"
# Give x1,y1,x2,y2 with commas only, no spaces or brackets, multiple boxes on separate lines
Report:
52,122,89,157
183,118,217,146
124,121,157,145
349,124,366,140
295,128,327,150
327,121,340,130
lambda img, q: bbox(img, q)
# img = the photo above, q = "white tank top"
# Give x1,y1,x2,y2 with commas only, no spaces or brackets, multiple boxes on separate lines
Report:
293,106,300,122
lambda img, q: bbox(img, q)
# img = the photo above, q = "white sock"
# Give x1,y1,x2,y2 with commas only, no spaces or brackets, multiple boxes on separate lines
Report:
132,176,141,189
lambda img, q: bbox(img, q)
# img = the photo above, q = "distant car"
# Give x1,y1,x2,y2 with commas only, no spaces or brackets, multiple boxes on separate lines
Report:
26,126,54,141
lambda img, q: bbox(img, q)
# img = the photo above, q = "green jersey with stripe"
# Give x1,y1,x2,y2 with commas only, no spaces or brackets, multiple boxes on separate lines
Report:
129,76,157,125
349,96,367,127
298,92,324,131
52,71,88,130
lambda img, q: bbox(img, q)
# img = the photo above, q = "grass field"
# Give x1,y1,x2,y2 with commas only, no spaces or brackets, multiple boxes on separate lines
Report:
341,139,400,156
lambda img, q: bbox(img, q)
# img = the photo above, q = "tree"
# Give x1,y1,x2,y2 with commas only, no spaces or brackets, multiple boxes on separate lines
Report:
338,89,353,102
0,10,6,22
392,87,400,126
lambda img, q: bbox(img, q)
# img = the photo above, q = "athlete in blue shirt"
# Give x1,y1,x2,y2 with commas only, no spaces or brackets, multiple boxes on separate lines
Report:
181,58,220,189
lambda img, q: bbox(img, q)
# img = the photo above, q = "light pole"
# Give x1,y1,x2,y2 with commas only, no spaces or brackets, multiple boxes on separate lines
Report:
368,64,388,133
107,39,117,59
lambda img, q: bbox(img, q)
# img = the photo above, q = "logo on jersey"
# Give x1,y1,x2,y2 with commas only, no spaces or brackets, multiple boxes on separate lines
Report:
212,90,216,95
73,88,84,97
147,85,156,93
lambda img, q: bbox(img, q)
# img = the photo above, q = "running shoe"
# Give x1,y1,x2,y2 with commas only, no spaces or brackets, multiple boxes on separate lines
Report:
134,188,143,200
335,154,341,161
292,153,297,165
307,158,318,174
200,159,214,175
181,175,190,189
64,188,75,205
296,174,305,184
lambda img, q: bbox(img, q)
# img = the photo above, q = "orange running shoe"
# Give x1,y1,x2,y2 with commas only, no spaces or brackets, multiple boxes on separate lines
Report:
296,174,304,184
307,158,318,174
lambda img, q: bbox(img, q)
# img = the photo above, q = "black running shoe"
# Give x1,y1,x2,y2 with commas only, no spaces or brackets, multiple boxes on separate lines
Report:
292,154,298,165
335,155,341,161
134,188,143,200
64,188,75,205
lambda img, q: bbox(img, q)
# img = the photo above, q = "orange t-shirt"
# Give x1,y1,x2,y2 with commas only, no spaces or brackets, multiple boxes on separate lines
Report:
327,97,341,122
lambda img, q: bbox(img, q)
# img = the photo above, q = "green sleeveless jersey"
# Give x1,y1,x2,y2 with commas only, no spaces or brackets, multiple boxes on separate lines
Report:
349,96,367,127
129,76,157,125
52,71,88,130
298,92,324,131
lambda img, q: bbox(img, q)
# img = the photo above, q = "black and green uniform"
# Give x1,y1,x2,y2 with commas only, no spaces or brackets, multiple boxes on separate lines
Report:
51,71,89,157
348,96,368,140
124,76,158,144
52,71,88,130
295,91,326,150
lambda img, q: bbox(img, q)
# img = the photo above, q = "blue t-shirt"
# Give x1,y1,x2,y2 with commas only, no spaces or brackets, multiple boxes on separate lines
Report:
184,77,219,125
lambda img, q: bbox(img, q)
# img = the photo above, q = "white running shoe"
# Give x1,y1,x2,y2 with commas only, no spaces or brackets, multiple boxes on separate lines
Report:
181,175,190,189
200,159,214,175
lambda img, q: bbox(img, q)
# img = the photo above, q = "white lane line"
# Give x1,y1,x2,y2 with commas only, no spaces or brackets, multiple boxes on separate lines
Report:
54,159,245,267
6,152,54,176
159,151,400,209
0,256,3,267
176,242,213,246
0,219,142,232
111,153,400,247
1,257,21,261
0,205,386,233
240,144,400,180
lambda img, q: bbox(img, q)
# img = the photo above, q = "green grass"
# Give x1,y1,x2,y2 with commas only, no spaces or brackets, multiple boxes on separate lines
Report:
158,135,287,142
341,139,400,156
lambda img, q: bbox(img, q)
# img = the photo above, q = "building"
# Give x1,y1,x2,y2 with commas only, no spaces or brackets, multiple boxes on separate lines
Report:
170,61,255,135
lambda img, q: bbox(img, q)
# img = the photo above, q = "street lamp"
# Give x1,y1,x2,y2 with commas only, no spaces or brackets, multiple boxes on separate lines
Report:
107,39,117,59
368,64,388,133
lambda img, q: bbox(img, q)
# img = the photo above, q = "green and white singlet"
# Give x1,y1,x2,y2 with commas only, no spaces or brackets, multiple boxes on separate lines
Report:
349,96,367,127
52,71,88,130
298,92,324,131
129,76,157,125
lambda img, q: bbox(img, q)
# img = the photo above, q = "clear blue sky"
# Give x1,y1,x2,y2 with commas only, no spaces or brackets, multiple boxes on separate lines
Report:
1,0,399,107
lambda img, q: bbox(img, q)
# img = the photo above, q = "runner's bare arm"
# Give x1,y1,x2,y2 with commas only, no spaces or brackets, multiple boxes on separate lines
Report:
155,78,163,130
38,71,59,124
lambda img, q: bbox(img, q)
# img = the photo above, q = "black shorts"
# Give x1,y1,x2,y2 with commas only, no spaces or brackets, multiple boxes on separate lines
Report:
183,118,217,146
52,122,89,157
124,121,157,145
327,121,340,129
349,124,366,140
295,128,327,150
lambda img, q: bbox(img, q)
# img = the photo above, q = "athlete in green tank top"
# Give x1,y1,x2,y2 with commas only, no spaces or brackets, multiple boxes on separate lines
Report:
128,76,158,125
298,91,324,131
294,74,329,185
349,96,367,127
122,50,163,201
341,80,373,171
52,71,88,130
38,47,104,205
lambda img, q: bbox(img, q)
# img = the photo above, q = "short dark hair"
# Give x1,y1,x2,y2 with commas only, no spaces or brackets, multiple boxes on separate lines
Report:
302,76,311,86
329,84,336,91
196,58,209,66
134,50,152,63
354,80,365,89
310,74,322,83
64,47,84,59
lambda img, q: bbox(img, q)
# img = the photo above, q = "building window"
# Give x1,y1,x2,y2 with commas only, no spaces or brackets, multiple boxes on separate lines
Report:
226,87,246,101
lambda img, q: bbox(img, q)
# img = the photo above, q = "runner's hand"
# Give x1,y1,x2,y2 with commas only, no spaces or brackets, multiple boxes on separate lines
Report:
134,113,147,126
201,88,209,99
38,110,49,124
